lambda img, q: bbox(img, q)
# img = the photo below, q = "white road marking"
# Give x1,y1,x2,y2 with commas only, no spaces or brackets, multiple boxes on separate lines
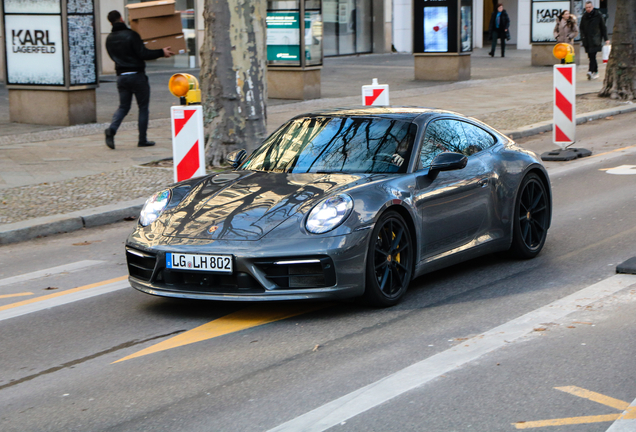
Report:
606,165,636,175
0,278,129,322
267,274,636,432
606,397,636,432
0,260,103,288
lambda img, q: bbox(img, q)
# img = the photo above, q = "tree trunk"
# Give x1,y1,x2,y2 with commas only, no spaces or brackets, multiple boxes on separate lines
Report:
598,0,636,100
200,0,268,167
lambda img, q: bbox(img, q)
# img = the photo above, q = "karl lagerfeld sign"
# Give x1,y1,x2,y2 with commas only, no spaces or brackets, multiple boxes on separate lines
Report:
4,14,64,85
531,0,570,43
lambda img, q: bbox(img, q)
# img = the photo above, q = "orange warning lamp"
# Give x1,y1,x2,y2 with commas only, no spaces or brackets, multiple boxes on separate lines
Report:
169,73,201,105
553,43,575,64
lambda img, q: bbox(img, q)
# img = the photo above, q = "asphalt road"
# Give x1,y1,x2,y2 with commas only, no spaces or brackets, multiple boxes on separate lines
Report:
1,117,635,432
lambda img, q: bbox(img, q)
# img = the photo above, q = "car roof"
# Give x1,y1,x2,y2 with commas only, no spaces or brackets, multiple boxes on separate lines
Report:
294,107,461,122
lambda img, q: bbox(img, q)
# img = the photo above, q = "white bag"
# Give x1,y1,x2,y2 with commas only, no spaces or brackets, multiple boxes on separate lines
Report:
602,44,611,63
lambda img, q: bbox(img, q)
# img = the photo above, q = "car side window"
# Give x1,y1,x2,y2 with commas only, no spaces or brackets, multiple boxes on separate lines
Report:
460,122,496,156
420,119,467,168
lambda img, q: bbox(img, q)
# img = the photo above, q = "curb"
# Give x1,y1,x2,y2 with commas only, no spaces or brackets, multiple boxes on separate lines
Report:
2,102,635,246
504,103,636,139
0,198,145,245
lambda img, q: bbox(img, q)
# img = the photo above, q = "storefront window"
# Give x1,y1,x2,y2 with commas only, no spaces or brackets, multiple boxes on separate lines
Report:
323,0,372,56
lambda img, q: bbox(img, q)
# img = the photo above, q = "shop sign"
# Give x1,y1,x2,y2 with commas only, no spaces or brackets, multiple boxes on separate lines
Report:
531,0,570,43
4,14,65,85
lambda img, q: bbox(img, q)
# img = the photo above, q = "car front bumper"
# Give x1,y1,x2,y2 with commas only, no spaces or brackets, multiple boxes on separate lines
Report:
125,230,371,301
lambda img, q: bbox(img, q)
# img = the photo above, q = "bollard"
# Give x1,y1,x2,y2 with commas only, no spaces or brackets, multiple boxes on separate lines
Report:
169,74,206,182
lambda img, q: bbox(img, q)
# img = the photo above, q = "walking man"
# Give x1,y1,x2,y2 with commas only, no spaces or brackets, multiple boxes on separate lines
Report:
579,1,609,80
488,3,510,58
104,10,174,149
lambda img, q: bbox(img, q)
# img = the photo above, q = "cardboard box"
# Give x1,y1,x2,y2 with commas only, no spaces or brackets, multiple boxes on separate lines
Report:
143,34,187,55
131,12,183,40
126,0,175,20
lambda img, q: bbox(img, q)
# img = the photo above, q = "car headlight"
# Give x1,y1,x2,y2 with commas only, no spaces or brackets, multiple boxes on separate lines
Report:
139,189,171,226
306,194,353,234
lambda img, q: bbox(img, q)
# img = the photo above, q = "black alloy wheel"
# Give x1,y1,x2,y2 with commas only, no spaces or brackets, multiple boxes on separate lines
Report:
363,211,413,307
510,173,550,259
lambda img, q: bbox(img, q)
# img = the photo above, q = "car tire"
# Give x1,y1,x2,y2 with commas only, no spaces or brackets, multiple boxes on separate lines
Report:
362,211,414,307
509,173,550,259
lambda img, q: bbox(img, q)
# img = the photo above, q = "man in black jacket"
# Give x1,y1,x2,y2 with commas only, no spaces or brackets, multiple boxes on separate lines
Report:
104,10,173,149
580,1,609,80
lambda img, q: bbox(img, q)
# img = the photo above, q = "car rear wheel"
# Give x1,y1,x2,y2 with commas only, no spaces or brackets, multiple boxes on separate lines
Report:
363,211,413,307
509,173,550,259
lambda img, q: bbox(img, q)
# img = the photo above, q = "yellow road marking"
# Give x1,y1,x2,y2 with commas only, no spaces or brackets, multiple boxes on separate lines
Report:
513,386,632,429
0,292,33,299
620,406,636,420
514,414,620,429
114,303,329,363
0,276,127,312
555,386,630,410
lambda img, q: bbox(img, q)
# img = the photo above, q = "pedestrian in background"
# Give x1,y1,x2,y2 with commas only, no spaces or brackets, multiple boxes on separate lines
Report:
579,1,609,80
488,3,510,58
104,10,174,150
553,10,578,44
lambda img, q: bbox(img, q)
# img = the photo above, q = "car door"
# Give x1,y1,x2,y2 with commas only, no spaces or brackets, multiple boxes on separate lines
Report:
414,119,494,259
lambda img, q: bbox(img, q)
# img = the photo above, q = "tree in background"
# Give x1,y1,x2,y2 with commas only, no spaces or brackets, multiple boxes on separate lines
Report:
599,0,636,100
200,0,268,166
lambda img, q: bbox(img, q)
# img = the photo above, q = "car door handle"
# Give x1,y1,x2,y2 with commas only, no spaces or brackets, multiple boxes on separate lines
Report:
478,178,489,188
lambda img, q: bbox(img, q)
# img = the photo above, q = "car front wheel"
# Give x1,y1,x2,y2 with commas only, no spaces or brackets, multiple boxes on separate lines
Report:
363,211,413,307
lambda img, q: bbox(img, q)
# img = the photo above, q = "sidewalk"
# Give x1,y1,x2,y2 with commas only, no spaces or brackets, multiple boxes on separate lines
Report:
0,47,633,243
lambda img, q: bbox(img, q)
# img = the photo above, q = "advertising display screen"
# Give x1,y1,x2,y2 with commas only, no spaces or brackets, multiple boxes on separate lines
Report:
3,0,60,13
531,0,570,42
460,5,472,52
4,14,65,85
413,0,465,54
423,6,448,52
267,11,301,65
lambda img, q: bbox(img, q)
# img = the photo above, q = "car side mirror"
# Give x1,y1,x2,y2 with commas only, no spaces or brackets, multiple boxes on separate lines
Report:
428,152,467,179
226,149,247,168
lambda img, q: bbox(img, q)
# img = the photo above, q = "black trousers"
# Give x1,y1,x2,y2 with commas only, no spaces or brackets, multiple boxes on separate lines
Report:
490,30,506,56
109,73,151,143
587,50,599,73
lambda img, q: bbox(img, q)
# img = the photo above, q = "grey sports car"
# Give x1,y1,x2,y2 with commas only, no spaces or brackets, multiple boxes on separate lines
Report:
126,107,551,306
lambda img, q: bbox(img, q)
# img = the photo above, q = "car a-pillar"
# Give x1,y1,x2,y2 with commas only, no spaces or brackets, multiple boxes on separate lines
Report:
413,0,472,82
3,0,98,125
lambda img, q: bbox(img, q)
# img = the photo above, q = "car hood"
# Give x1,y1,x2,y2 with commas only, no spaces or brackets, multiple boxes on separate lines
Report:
162,171,363,240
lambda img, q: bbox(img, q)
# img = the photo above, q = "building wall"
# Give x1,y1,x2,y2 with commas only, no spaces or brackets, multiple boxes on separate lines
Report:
99,0,126,75
0,12,5,82
392,0,411,52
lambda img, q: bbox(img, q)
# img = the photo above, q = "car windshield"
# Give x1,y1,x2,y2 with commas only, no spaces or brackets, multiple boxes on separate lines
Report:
240,116,417,174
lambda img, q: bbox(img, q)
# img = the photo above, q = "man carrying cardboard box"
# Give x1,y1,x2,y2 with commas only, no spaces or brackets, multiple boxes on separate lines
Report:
104,10,174,150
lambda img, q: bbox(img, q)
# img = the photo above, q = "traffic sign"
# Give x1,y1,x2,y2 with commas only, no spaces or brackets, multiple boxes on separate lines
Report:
362,78,389,106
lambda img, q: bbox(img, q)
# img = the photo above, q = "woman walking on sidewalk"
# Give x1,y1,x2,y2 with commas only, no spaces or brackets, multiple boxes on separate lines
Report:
553,10,578,44
488,4,510,58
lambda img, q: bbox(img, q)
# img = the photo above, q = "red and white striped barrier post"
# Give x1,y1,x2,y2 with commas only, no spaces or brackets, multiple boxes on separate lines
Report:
362,78,390,106
171,105,206,182
553,64,576,150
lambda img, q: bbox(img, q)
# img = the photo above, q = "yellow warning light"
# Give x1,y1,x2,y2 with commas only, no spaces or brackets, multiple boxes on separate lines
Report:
553,43,574,62
168,73,201,105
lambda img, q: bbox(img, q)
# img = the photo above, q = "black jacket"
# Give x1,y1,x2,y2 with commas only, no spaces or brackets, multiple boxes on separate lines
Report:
105,22,164,75
579,8,608,52
489,10,510,34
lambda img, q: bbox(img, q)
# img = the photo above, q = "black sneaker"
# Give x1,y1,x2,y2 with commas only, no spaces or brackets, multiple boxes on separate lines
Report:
105,128,115,149
138,141,156,147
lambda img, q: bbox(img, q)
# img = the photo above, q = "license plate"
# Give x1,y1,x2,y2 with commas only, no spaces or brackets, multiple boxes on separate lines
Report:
166,253,233,273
